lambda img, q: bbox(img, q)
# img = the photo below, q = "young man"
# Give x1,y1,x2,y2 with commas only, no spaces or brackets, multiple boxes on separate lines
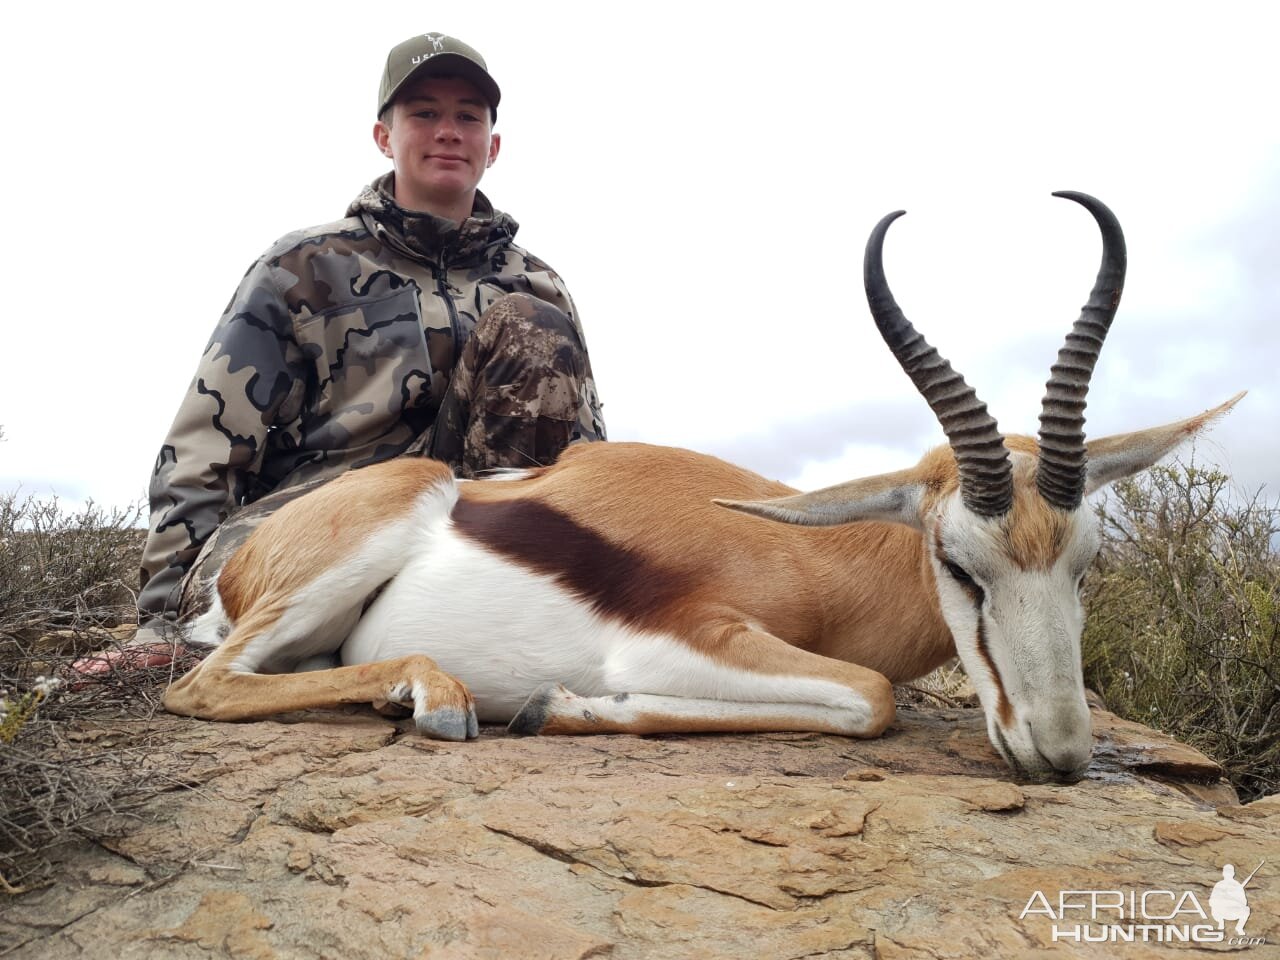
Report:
134,34,606,641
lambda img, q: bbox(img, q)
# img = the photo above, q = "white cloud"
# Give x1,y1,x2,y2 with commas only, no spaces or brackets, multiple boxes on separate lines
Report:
0,0,1276,511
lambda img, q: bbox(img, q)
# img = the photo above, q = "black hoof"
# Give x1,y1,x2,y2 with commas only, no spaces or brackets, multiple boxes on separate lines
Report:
416,706,470,741
508,683,562,736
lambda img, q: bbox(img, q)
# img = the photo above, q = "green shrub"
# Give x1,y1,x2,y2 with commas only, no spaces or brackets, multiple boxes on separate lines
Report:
1083,459,1280,802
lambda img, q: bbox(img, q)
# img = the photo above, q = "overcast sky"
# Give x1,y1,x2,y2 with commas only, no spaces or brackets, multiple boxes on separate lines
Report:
1,1,1275,514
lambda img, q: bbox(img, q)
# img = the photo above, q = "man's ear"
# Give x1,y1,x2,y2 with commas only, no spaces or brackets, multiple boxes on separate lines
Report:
487,132,501,168
373,120,393,158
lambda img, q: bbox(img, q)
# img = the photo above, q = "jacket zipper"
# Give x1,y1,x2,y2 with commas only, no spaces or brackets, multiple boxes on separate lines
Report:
435,256,463,369
424,256,464,463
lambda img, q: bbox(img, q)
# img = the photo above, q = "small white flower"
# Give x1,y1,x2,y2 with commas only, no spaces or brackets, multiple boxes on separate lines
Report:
32,675,64,697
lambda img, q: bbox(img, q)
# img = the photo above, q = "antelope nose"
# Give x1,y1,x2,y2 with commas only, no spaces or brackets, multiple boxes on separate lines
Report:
1030,705,1092,780
1036,740,1091,782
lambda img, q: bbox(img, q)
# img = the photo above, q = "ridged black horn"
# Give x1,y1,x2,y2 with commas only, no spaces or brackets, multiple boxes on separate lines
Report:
864,210,1013,518
1037,192,1127,511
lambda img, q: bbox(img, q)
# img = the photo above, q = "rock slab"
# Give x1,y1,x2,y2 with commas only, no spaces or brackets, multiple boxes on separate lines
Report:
3,705,1278,958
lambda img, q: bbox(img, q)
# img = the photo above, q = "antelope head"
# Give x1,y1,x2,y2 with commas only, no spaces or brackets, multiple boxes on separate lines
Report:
721,192,1241,781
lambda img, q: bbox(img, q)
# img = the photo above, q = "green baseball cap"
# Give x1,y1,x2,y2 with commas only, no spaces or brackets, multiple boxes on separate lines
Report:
378,33,501,121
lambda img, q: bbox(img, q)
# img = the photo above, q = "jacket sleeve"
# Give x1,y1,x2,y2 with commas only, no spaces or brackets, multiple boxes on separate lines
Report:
137,259,307,626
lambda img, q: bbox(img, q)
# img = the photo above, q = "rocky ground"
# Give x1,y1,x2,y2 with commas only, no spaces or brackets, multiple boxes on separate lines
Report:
3,702,1278,959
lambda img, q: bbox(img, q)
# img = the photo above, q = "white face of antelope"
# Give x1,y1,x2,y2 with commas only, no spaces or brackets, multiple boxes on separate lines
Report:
927,478,1099,782
724,192,1241,782
846,191,1131,780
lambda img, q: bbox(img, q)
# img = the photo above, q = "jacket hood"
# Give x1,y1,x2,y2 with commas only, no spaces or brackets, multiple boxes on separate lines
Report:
347,173,519,265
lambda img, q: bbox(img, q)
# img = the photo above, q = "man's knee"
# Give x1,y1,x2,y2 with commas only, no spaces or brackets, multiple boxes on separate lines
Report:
480,292,578,336
436,293,590,475
465,294,586,415
473,293,585,364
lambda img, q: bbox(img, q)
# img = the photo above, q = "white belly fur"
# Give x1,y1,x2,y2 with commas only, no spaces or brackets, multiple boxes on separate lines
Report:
342,525,640,721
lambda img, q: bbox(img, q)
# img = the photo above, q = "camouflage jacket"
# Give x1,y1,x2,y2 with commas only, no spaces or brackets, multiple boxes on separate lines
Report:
138,174,605,625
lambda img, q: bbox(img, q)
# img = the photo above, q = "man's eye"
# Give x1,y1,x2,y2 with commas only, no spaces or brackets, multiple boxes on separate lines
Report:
415,111,437,119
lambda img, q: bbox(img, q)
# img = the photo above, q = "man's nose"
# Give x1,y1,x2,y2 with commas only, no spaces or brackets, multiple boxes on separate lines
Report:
434,119,461,140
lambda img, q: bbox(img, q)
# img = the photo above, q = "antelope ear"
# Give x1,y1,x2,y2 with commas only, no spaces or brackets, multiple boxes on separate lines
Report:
714,467,927,529
1083,392,1245,496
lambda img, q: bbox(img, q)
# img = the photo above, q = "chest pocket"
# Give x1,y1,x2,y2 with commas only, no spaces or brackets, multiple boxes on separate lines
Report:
294,285,440,448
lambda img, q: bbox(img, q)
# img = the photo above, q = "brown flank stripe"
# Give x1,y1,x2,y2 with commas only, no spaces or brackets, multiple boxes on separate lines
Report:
450,498,693,630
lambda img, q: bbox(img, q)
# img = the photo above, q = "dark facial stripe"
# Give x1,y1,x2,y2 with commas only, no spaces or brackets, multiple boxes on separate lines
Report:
450,498,692,629
975,616,1014,727
932,529,1013,728
933,528,985,606
994,724,1026,778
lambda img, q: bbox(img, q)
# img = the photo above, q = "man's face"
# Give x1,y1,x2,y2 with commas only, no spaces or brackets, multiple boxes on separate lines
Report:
373,74,500,217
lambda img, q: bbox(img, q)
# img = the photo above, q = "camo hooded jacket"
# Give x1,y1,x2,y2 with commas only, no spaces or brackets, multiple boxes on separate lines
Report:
138,174,606,625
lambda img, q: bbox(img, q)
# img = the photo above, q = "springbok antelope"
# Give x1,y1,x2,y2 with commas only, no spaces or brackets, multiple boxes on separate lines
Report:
163,192,1240,782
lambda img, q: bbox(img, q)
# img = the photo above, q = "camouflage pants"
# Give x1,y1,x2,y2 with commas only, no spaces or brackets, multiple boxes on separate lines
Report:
172,292,591,623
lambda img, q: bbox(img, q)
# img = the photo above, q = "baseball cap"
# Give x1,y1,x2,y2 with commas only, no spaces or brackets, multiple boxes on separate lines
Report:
378,33,501,120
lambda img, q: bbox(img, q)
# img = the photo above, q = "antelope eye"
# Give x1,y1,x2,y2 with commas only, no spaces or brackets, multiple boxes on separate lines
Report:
943,560,975,585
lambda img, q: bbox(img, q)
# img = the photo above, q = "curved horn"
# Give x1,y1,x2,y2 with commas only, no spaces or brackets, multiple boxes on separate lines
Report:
1036,191,1127,511
864,211,1013,518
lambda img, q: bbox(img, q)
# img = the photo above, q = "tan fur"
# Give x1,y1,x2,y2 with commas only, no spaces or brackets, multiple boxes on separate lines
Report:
218,458,453,620
464,443,954,683
165,394,1237,741
1003,437,1072,571
908,444,963,514
914,437,1071,572
166,443,928,732
164,458,463,724
164,642,471,723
